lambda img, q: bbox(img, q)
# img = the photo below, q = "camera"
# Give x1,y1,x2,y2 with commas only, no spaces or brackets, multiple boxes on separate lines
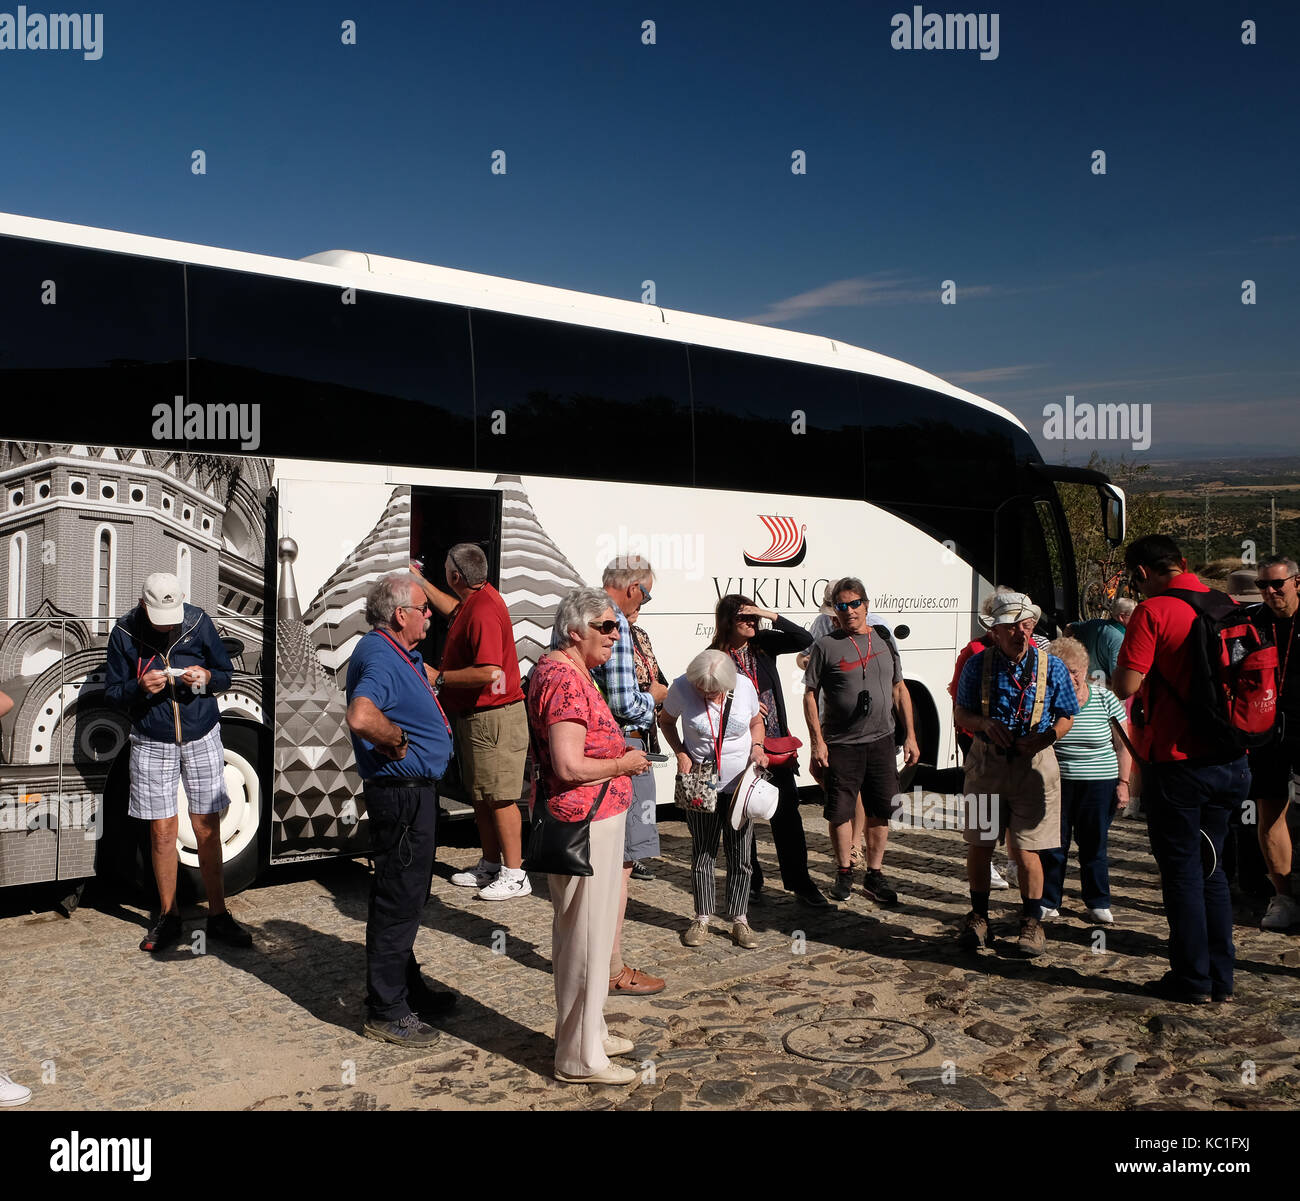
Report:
852,689,872,719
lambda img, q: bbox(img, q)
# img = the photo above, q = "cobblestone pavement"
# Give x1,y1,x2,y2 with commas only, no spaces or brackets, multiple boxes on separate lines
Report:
2,802,1298,1112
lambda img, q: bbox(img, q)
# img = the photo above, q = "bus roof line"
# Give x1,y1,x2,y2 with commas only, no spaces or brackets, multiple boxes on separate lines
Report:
0,209,1026,434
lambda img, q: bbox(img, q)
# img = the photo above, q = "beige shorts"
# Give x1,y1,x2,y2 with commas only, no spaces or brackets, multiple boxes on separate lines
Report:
960,739,1062,852
454,701,529,803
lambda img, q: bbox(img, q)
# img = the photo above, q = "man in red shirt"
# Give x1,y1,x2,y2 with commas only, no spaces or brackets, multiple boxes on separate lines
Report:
418,543,530,900
1113,535,1251,1003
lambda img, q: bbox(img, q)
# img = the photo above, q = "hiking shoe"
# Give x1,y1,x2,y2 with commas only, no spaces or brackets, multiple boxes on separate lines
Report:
731,921,759,949
139,911,183,954
1085,907,1114,925
451,858,500,888
1261,893,1300,931
829,872,853,902
988,863,1010,890
682,919,710,947
363,1013,442,1047
1018,916,1046,957
630,860,656,881
0,1072,32,1107
1038,906,1060,920
862,869,899,906
957,910,992,951
478,869,532,901
207,911,253,947
794,885,830,907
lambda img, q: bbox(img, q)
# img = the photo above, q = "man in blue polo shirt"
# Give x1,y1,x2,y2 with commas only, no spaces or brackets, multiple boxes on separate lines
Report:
954,592,1078,956
346,572,455,1046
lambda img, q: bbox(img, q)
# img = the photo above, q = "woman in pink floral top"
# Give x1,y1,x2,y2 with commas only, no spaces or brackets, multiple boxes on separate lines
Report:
527,587,649,1086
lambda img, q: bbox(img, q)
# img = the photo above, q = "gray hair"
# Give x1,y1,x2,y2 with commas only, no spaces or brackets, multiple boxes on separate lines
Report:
446,542,489,587
831,576,868,605
550,587,616,648
684,649,737,694
1047,636,1088,673
1260,553,1300,576
1110,596,1137,620
602,554,654,590
366,572,422,627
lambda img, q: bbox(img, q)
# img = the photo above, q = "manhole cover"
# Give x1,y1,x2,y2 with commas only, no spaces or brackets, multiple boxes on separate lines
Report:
783,1018,934,1064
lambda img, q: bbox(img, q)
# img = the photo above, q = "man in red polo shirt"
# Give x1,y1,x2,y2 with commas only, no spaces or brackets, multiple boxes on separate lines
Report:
423,543,530,900
1113,535,1251,1003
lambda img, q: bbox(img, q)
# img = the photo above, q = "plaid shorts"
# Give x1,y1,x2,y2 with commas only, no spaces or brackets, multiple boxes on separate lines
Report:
128,725,229,820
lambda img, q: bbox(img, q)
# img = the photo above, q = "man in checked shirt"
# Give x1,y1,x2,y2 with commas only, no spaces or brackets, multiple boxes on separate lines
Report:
592,555,668,997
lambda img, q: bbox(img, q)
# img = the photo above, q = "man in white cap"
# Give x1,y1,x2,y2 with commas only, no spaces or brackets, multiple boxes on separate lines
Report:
105,572,251,953
953,592,1078,955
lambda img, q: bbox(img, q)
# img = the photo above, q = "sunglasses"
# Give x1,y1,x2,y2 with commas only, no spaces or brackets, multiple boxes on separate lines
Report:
636,582,652,604
589,620,620,635
834,598,865,612
1255,575,1297,592
734,615,759,626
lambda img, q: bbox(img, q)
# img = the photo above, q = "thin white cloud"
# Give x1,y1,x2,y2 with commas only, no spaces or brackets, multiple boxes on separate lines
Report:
744,274,994,325
943,364,1045,386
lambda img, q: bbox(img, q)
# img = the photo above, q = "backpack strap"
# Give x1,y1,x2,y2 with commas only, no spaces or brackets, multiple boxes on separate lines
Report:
1030,646,1048,730
980,648,994,718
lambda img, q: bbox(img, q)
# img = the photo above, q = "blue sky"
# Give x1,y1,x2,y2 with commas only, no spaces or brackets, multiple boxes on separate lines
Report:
0,0,1295,460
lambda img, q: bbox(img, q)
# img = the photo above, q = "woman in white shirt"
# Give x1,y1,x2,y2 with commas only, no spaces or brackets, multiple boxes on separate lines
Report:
658,650,769,949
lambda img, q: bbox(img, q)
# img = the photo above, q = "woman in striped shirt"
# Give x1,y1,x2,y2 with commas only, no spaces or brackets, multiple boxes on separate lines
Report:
1040,637,1133,925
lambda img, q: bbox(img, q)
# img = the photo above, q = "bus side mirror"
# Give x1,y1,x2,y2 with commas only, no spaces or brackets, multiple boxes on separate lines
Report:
1100,484,1126,547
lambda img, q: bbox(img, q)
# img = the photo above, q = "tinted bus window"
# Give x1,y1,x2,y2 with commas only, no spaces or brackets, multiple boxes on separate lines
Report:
470,311,693,485
0,236,186,447
687,348,863,499
186,268,474,465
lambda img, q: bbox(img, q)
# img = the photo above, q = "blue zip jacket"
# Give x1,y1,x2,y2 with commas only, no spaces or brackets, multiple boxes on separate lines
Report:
104,603,233,743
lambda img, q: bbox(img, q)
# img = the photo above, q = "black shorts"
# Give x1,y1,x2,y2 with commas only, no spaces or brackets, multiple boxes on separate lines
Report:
822,737,900,825
1248,739,1298,802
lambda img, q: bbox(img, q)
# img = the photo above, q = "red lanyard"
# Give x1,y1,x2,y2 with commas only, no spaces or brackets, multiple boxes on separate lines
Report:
1003,647,1035,729
730,645,759,691
845,630,872,678
376,629,452,734
703,696,726,770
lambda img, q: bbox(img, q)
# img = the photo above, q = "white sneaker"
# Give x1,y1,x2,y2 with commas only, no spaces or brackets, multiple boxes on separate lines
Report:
1261,893,1300,931
450,858,500,889
0,1072,32,1107
478,869,532,901
1085,907,1114,925
1038,906,1060,920
988,864,1009,890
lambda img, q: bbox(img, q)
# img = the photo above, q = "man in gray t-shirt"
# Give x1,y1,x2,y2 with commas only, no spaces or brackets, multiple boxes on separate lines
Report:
803,576,919,905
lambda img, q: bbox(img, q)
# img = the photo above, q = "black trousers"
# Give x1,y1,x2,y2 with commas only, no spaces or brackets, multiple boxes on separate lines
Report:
750,764,815,893
364,780,439,1022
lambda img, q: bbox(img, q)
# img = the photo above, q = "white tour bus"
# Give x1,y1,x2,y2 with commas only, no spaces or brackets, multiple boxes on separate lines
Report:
0,211,1125,900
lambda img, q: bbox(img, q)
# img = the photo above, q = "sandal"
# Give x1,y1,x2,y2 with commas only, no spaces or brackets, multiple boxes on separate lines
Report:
608,965,666,996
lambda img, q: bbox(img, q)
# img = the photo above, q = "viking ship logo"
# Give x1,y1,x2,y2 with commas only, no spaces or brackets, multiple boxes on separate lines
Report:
743,515,807,567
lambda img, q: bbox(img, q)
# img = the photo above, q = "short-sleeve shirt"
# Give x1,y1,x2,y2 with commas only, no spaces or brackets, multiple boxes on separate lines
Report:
956,644,1079,736
345,630,454,782
1055,684,1126,779
803,628,902,745
526,655,631,822
438,583,524,716
1072,618,1125,681
663,675,761,790
1115,572,1219,762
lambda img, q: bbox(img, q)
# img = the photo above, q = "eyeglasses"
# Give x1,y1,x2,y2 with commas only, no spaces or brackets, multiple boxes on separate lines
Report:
834,598,865,612
398,602,432,616
1255,575,1297,592
588,620,620,635
636,582,652,604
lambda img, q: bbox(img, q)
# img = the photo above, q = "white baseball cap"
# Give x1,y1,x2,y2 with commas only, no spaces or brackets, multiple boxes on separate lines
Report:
141,572,185,625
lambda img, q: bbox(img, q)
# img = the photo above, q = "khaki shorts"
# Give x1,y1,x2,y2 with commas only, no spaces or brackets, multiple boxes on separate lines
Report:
454,701,529,803
960,739,1062,852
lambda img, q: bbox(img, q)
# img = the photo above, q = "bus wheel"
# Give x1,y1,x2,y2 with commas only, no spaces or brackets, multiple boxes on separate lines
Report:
175,722,263,901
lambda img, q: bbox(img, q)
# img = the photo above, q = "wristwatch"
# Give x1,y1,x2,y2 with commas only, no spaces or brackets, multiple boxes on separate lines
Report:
395,728,409,751
434,673,445,691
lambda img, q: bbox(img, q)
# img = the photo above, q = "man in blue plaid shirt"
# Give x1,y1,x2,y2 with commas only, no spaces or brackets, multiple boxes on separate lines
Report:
592,555,668,997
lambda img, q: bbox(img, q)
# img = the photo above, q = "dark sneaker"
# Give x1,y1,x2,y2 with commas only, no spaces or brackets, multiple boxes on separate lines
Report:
408,982,458,1019
862,869,899,906
794,885,830,908
1143,971,1210,1005
139,911,183,954
363,1013,442,1047
1018,916,1047,957
629,861,656,881
206,911,253,948
957,910,991,951
829,872,853,902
